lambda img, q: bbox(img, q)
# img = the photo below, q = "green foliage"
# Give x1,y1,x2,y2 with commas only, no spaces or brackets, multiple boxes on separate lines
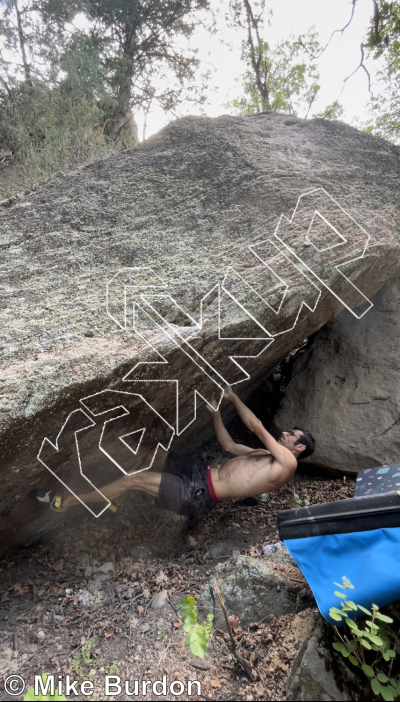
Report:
157,624,166,641
103,663,120,676
365,73,400,143
72,636,99,677
227,1,343,121
40,0,212,147
366,1,400,61
0,0,116,179
313,101,344,121
0,79,113,180
287,492,309,508
0,0,211,183
233,32,322,118
330,577,399,701
178,595,213,659
146,624,167,640
24,674,67,701
360,2,400,143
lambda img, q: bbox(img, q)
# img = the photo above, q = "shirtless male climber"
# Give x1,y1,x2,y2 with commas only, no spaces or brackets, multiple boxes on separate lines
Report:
31,386,315,518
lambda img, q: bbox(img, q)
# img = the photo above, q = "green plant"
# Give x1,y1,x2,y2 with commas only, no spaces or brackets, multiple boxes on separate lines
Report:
24,673,67,700
103,663,120,676
72,636,99,678
157,625,166,641
287,492,309,508
145,624,167,640
330,576,399,701
178,596,213,659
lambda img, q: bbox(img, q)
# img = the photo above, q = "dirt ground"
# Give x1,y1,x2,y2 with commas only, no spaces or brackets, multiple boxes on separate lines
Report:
0,442,354,702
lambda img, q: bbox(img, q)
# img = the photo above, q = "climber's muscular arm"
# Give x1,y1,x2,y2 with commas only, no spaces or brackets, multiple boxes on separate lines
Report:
223,386,297,471
206,399,254,456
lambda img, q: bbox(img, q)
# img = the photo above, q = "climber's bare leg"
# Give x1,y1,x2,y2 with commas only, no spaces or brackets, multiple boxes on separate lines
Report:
62,469,162,510
146,446,168,472
62,447,167,511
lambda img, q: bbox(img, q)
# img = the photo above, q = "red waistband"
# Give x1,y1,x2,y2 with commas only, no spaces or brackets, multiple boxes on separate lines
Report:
206,466,220,504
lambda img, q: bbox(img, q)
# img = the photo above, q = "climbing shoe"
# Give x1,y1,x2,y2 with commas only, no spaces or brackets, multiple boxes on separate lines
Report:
29,490,118,514
29,489,65,513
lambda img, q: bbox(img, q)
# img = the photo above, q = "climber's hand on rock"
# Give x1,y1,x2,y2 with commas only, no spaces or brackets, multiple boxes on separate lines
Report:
206,397,219,413
223,385,235,402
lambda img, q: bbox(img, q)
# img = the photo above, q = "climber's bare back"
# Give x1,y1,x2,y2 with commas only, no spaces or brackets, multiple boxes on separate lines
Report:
209,449,296,501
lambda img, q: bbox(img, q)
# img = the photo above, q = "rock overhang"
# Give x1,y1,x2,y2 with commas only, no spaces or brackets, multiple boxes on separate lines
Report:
1,112,400,550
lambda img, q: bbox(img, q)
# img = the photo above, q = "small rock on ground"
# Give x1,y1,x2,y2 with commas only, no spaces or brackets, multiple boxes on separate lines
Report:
98,561,115,574
151,590,169,610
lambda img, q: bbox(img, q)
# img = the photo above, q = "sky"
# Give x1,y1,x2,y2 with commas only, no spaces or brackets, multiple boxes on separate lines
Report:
135,0,379,141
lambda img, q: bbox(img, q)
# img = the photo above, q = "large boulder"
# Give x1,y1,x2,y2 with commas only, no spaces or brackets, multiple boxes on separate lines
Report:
1,113,400,550
198,547,314,627
275,277,400,474
286,620,372,701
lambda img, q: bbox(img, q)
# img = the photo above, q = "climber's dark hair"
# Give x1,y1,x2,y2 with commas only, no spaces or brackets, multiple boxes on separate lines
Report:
293,426,316,460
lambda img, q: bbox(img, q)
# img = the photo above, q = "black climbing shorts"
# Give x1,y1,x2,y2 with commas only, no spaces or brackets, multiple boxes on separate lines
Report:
156,451,216,519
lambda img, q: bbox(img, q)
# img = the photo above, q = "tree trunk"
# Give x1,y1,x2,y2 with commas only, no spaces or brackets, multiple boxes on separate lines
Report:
14,0,32,85
109,81,133,150
242,0,270,108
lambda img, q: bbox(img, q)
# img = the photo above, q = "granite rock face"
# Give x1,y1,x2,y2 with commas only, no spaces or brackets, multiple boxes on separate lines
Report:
275,277,400,474
286,620,372,701
1,113,400,549
198,548,314,627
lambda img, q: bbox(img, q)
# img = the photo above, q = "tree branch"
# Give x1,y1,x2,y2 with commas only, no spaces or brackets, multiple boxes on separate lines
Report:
241,0,269,104
13,0,32,84
213,580,257,683
341,42,372,95
295,0,359,61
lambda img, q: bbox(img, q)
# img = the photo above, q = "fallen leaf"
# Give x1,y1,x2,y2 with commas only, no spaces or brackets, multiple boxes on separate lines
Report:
137,605,144,614
188,535,197,548
143,588,150,598
273,657,288,672
178,637,186,655
228,615,240,632
53,561,64,572
104,631,115,638
210,679,222,688
155,571,168,584
14,584,29,596
173,620,183,629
